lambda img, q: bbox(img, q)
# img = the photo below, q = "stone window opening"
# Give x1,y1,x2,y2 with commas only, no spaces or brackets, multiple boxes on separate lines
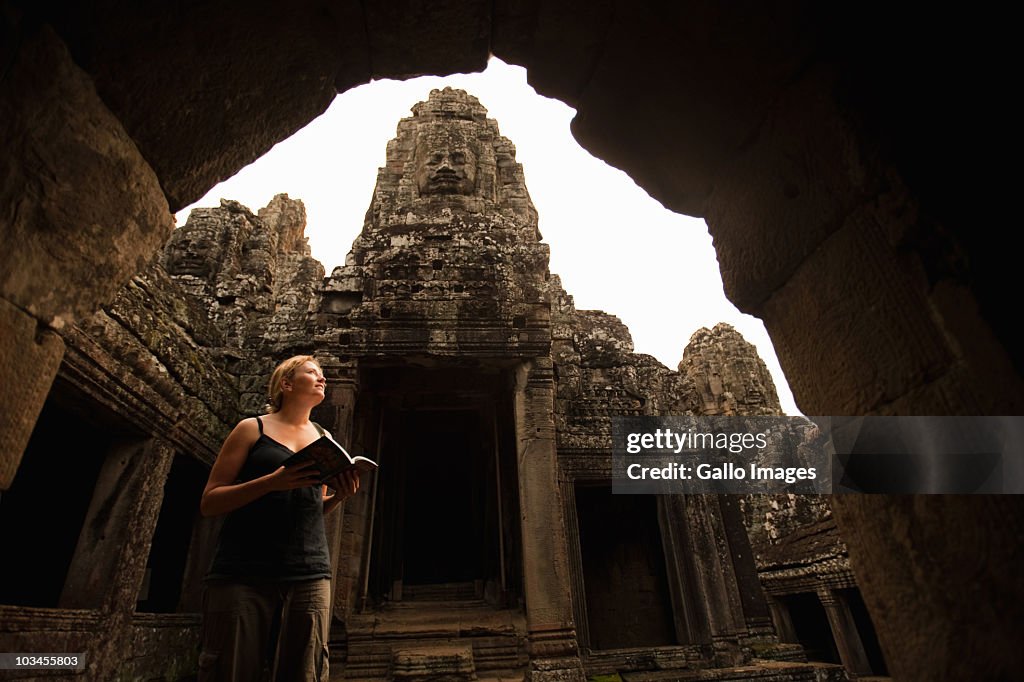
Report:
135,453,210,614
780,592,840,664
838,587,888,676
0,376,146,611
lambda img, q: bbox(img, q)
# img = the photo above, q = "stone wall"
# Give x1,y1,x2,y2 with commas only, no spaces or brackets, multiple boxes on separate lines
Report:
164,194,325,415
0,254,233,678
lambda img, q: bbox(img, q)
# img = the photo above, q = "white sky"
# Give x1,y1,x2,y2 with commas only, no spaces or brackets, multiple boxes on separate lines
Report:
174,58,800,415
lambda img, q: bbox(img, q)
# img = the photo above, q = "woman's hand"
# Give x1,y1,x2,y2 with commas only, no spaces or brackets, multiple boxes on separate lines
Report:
327,470,361,499
322,470,360,512
267,462,323,491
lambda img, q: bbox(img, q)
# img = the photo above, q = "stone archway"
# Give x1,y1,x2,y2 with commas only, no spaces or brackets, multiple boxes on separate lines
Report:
2,3,1021,679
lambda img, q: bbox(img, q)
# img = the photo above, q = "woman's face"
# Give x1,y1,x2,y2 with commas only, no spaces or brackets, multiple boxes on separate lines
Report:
285,361,326,403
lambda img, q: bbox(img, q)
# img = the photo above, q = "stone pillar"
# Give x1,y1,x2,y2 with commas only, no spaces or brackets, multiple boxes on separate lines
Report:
677,494,747,665
765,595,798,645
60,438,176,679
818,589,872,677
703,61,1024,680
657,496,712,646
317,358,359,623
717,494,773,634
514,359,583,682
60,439,174,610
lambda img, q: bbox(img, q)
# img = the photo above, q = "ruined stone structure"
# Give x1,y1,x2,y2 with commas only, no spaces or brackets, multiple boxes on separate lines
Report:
681,325,887,677
3,5,1023,680
0,88,867,680
0,195,329,678
311,88,826,680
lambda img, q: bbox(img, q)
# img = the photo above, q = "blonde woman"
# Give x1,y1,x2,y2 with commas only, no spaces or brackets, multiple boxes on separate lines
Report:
199,355,359,681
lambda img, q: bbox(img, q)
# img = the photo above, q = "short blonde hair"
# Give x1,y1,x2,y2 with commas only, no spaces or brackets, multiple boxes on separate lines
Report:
267,355,320,413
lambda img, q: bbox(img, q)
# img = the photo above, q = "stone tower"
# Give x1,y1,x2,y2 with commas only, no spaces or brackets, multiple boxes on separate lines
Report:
312,89,807,680
318,87,550,359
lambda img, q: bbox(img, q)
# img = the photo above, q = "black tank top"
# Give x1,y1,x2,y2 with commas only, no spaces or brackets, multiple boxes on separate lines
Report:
206,417,331,581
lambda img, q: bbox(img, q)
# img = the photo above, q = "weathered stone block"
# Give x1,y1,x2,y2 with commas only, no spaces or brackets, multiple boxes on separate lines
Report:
831,495,1024,681
566,2,809,217
0,298,65,490
0,24,172,328
705,66,880,312
492,0,614,103
366,0,489,80
40,1,365,211
759,201,953,415
392,644,476,682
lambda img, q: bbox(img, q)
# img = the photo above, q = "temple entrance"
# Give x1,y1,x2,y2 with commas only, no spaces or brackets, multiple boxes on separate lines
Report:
397,409,485,591
341,365,528,679
575,484,677,650
361,366,521,608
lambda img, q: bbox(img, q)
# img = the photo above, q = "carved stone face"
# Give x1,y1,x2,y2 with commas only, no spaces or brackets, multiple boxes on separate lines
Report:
414,138,478,196
164,227,222,277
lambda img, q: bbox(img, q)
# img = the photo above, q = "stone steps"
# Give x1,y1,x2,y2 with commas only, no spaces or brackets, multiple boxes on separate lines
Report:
614,660,846,682
332,600,529,681
400,581,479,601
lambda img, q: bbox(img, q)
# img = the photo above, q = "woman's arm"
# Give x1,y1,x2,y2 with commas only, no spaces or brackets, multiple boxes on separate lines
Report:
200,418,322,517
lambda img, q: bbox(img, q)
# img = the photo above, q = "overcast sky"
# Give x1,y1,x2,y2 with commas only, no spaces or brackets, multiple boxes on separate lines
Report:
174,58,800,415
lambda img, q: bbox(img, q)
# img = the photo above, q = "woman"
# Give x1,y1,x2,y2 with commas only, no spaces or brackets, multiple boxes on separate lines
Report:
198,355,360,681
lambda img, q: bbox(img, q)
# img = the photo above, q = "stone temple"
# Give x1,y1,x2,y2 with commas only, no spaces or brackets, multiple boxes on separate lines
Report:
0,89,884,680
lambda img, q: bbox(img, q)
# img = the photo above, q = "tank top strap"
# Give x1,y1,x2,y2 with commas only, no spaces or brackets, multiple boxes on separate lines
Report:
255,416,264,434
312,421,325,437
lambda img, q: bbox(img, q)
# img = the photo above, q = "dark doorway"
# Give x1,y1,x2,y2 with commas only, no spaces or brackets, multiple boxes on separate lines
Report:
372,408,496,600
783,592,841,664
840,587,888,675
0,378,123,608
402,410,482,585
137,454,207,613
575,485,676,650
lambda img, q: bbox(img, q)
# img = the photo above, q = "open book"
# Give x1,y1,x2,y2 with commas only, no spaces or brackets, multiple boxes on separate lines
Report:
281,434,378,483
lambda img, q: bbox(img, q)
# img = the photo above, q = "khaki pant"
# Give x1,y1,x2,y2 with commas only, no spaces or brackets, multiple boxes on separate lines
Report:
199,579,330,682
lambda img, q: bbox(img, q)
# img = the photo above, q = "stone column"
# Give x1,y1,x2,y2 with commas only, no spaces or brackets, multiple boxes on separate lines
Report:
317,358,359,623
717,494,773,634
60,439,174,610
818,589,872,677
677,494,747,666
514,359,583,682
765,595,798,645
657,496,711,646
60,438,176,678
